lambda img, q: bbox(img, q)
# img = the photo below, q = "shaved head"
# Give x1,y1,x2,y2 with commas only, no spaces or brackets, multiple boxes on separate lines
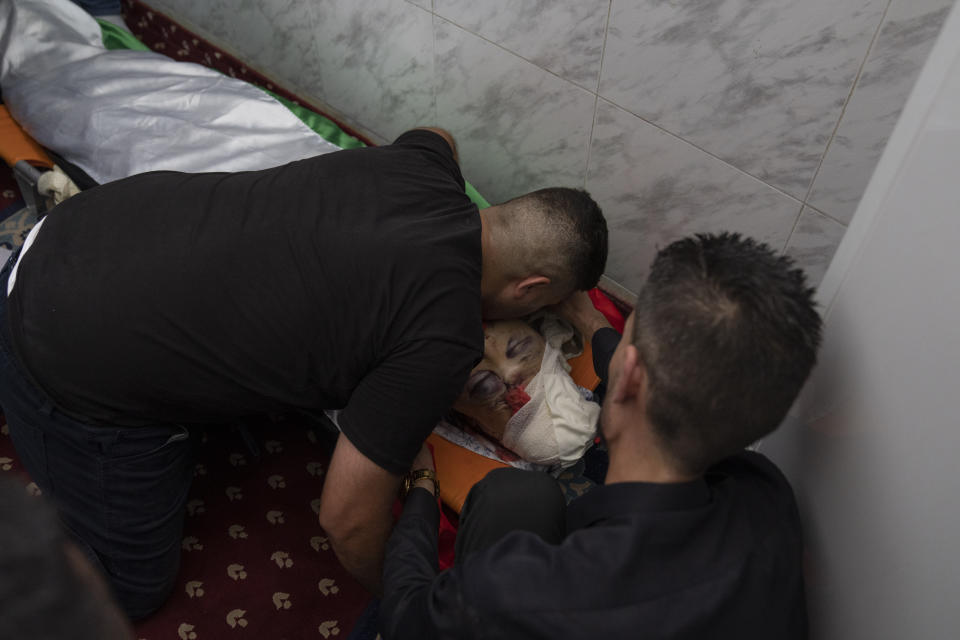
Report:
486,188,607,293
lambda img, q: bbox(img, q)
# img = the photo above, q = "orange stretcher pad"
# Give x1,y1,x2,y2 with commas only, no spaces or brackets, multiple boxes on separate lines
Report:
0,105,53,169
430,341,601,513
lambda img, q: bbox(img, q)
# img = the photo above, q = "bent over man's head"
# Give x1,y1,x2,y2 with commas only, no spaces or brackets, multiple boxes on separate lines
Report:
499,188,608,292
481,188,607,318
633,232,822,475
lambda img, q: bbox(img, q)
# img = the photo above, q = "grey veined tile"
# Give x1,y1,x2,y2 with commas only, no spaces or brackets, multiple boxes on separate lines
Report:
301,0,436,142
599,0,888,199
434,0,609,89
142,0,319,90
784,208,848,287
434,17,596,204
808,0,955,224
587,100,802,293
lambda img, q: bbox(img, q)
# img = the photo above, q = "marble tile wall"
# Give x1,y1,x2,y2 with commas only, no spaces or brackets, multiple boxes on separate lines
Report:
142,0,955,295
807,0,956,223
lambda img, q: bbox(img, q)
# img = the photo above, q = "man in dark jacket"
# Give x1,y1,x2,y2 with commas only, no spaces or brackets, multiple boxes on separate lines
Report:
381,232,821,639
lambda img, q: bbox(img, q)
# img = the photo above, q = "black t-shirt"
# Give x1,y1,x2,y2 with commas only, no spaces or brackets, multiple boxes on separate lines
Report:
7,129,483,473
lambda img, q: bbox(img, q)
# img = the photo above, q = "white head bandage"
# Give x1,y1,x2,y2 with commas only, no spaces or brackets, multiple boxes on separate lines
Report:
500,316,600,468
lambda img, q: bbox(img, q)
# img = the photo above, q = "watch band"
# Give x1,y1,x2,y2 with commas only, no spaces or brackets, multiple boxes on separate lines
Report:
401,468,439,500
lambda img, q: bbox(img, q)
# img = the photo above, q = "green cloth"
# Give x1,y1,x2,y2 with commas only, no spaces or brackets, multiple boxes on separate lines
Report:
96,19,490,209
464,181,490,209
98,19,149,51
261,89,367,152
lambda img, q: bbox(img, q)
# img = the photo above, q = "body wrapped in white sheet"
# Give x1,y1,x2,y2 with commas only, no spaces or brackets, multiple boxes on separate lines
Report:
0,0,341,184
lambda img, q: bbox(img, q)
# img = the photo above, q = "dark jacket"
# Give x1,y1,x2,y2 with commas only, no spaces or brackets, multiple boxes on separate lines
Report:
380,328,807,639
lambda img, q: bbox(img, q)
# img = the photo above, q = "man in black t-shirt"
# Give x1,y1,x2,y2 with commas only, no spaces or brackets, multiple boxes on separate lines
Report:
0,128,608,617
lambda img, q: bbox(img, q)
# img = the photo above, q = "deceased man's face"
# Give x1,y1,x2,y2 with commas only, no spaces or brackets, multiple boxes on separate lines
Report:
452,319,545,441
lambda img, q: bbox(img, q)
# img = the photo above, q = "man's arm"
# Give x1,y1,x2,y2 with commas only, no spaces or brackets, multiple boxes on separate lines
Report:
317,433,401,595
554,291,620,382
591,326,621,383
381,466,574,639
323,337,478,594
379,445,443,640
380,486,444,640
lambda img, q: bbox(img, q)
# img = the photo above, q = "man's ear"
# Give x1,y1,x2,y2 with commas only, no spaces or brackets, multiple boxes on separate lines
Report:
513,275,551,299
610,344,645,405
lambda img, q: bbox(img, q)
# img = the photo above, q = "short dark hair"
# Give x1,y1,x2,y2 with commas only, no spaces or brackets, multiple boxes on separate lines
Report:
502,188,608,291
633,233,822,474
0,479,129,639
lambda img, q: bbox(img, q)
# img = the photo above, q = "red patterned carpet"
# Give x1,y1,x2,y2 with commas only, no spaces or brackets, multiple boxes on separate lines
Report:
0,415,372,639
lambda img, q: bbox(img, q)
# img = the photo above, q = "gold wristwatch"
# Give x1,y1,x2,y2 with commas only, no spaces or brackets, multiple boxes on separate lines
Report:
401,468,439,500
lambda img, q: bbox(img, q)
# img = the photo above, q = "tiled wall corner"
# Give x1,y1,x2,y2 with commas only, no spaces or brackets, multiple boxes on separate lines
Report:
784,207,849,286
807,0,956,224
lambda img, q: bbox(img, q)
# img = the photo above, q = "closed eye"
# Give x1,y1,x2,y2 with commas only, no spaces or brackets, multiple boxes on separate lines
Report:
506,336,533,359
467,370,505,400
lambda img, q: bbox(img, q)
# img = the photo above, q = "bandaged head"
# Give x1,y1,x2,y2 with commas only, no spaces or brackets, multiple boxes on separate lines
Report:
452,316,599,467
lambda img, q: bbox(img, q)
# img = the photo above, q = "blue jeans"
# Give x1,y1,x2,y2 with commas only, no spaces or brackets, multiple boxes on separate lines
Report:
0,251,195,620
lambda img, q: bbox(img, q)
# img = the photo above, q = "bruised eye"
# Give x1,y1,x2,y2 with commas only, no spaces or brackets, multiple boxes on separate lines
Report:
506,336,533,359
467,370,505,400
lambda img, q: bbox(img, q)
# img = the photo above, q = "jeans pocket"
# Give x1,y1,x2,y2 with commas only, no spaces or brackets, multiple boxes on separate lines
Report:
100,425,195,539
106,425,190,465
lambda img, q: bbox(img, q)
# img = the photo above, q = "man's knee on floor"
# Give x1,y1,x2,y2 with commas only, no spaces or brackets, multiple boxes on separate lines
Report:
108,554,182,621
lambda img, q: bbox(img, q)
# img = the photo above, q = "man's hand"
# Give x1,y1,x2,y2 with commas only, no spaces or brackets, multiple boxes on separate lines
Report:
410,443,435,472
317,433,401,596
413,127,459,164
552,291,611,342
